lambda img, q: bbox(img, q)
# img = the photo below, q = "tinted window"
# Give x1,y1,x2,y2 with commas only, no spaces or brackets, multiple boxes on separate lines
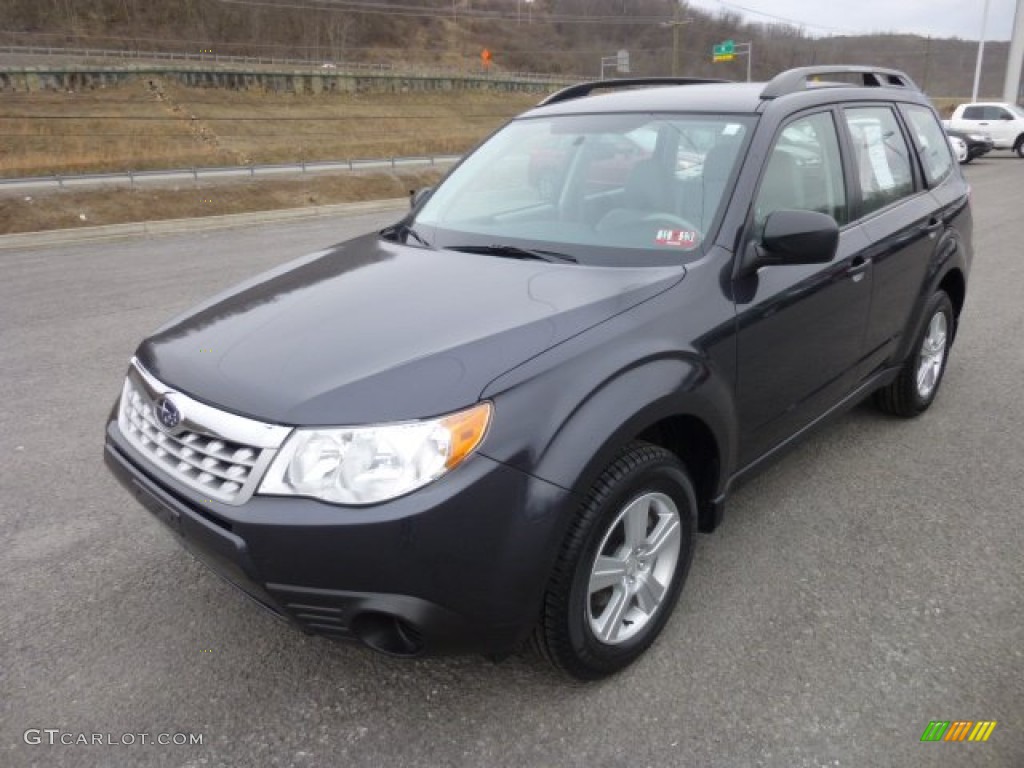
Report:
843,107,915,218
963,106,984,120
903,105,953,186
754,112,847,232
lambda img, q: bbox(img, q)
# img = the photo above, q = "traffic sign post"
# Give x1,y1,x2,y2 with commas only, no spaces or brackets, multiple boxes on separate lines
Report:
599,49,630,78
712,40,752,82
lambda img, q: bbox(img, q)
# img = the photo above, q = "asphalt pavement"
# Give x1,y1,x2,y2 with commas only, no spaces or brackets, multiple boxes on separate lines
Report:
1,159,1021,768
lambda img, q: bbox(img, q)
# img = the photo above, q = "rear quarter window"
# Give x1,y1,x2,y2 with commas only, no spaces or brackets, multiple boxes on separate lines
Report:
902,105,953,187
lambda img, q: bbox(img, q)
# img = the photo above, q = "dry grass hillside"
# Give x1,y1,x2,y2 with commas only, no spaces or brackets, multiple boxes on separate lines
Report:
0,80,540,177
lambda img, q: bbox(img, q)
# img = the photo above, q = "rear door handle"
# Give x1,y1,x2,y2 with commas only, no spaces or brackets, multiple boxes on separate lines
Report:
923,217,943,237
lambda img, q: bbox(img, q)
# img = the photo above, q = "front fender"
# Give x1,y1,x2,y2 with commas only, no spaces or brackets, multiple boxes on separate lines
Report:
484,353,734,493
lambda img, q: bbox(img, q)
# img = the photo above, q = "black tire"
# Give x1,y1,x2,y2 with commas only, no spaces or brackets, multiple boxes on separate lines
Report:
1016,136,1024,158
533,442,697,680
874,291,954,418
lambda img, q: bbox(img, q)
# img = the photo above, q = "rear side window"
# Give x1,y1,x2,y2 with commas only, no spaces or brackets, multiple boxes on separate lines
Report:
843,107,915,218
903,105,953,186
753,112,848,233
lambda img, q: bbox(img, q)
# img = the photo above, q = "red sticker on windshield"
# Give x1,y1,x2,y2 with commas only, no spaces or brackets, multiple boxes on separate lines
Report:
655,229,700,250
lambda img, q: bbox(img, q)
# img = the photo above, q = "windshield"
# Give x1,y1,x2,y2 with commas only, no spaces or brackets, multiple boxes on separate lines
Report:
411,112,755,266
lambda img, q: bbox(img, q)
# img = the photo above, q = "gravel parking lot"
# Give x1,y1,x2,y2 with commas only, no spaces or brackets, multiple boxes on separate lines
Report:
1,159,1021,768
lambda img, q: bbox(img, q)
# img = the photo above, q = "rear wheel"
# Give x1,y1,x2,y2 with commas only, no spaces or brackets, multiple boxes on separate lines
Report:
874,291,954,417
533,442,696,680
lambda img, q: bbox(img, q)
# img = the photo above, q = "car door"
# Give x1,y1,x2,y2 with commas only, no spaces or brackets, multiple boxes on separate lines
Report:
842,104,942,381
976,105,1015,146
958,105,987,134
734,110,873,465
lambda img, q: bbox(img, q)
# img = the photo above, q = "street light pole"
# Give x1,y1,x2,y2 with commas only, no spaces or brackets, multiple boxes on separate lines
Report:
972,0,992,101
1003,0,1024,102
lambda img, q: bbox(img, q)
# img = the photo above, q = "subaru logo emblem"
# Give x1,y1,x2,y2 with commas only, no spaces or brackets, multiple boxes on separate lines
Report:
155,397,181,430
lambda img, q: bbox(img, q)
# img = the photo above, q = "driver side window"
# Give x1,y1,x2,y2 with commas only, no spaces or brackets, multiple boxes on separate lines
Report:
753,112,848,235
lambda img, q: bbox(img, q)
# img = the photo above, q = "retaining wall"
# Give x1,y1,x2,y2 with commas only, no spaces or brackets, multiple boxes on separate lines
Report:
0,66,567,95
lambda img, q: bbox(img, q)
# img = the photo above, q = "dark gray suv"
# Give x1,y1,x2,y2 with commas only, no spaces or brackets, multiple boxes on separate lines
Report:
104,66,972,680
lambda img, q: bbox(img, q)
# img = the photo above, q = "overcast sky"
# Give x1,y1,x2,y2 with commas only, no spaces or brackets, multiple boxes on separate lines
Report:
685,0,1020,40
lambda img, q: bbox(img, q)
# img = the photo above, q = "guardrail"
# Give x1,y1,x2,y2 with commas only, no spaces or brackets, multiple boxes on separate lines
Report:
0,44,575,83
0,154,463,192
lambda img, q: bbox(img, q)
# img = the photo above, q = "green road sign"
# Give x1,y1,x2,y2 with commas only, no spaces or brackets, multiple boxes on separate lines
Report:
712,40,735,62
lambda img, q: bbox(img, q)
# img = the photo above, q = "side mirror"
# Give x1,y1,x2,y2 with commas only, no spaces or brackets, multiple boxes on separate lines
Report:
409,187,433,209
740,209,839,275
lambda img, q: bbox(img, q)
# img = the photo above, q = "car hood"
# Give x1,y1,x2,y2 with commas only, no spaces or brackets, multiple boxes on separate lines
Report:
137,234,684,425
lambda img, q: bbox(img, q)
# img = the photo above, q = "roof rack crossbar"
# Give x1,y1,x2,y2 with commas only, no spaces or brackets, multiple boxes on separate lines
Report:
760,66,919,99
539,77,731,107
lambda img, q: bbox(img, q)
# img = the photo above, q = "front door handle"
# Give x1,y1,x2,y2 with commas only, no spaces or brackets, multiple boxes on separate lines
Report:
847,255,870,281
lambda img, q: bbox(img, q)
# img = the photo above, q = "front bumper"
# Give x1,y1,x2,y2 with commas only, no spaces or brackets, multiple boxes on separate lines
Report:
104,420,572,657
968,140,994,159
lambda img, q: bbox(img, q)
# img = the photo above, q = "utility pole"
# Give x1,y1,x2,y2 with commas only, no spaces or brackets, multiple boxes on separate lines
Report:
660,3,694,76
922,36,932,92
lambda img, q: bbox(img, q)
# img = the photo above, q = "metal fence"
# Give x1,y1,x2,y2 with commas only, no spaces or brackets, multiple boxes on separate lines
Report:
0,154,463,192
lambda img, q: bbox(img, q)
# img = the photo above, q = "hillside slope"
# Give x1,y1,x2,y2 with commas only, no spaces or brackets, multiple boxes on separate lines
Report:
1,0,1012,95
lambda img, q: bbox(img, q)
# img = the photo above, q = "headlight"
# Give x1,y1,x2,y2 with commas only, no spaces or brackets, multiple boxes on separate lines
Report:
258,403,492,505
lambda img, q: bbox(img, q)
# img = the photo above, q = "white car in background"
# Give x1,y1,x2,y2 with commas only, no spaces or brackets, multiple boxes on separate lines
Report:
948,135,969,164
947,102,1024,156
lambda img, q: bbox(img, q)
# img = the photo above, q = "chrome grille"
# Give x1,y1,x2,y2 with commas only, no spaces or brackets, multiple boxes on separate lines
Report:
117,359,290,505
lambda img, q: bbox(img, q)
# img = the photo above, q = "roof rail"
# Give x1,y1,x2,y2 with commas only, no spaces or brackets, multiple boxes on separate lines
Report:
538,77,730,107
761,65,919,100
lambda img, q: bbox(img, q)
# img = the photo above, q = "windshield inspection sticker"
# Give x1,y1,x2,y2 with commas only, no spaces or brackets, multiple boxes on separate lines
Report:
655,229,700,249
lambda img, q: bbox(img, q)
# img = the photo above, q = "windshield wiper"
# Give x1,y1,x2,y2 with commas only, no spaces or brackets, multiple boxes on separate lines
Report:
381,222,431,248
447,244,578,264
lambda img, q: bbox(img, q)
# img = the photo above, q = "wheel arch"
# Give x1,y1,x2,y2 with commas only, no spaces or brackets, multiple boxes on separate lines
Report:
635,414,722,532
938,267,966,320
547,380,732,537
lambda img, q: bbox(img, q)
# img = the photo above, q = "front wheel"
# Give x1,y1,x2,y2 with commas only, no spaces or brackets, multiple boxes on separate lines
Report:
533,442,697,680
874,291,954,417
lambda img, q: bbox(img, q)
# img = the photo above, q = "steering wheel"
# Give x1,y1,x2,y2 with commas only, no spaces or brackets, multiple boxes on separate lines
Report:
640,213,700,233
